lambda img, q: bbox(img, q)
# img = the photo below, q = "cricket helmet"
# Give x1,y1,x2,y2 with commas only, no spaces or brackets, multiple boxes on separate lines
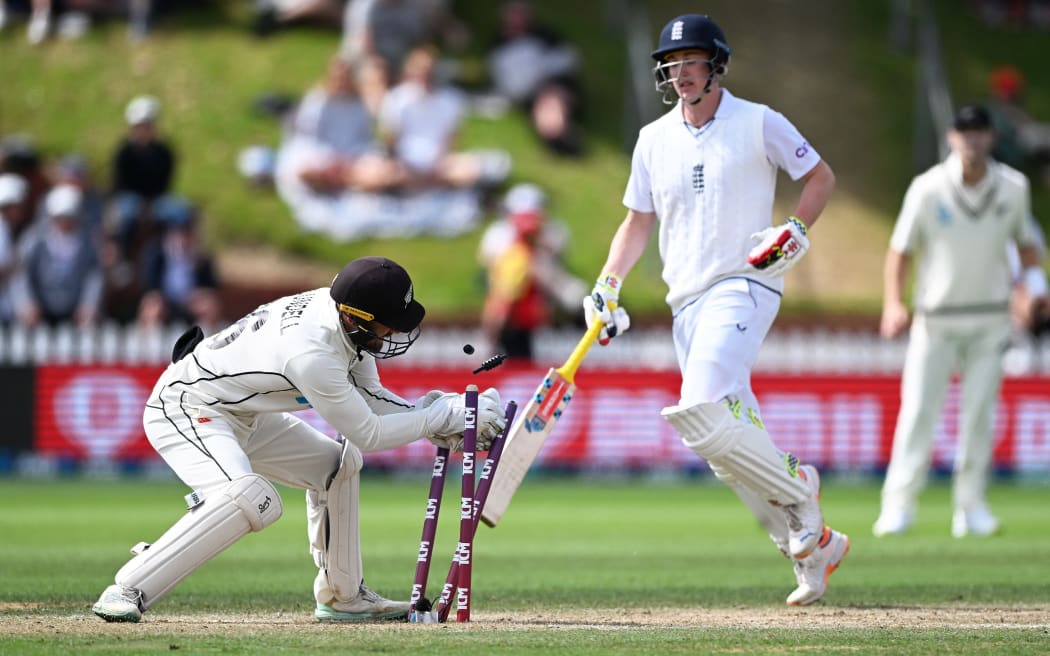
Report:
651,14,731,68
330,256,425,358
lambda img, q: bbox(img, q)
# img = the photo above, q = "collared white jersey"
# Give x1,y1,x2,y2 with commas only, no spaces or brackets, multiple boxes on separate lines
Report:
151,288,430,452
623,89,822,313
890,154,1034,313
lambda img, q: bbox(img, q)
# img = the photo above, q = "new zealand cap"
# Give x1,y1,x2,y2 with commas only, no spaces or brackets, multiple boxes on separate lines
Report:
953,104,992,131
330,257,425,332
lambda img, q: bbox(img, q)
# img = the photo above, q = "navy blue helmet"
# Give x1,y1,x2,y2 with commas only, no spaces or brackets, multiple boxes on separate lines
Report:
651,14,731,103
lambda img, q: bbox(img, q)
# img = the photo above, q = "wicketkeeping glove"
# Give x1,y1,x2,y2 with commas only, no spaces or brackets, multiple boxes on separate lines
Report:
421,388,506,451
582,273,631,346
746,216,810,277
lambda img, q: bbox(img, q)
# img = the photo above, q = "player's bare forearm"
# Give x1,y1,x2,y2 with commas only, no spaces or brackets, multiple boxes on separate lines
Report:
601,209,657,279
880,249,911,338
792,161,836,228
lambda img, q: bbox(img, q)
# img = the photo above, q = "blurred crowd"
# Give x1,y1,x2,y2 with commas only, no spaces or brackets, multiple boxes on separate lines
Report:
2,0,593,347
239,0,586,241
0,0,191,43
0,96,221,331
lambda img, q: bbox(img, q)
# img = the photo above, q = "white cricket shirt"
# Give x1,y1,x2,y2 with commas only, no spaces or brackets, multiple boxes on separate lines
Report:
623,89,822,313
890,153,1034,313
151,288,431,452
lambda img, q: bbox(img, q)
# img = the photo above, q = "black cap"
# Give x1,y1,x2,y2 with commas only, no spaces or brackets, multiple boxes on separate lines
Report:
953,104,992,131
330,257,425,332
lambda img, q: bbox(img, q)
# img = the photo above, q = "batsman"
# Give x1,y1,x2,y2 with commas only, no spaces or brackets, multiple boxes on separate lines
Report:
583,14,846,605
92,256,506,623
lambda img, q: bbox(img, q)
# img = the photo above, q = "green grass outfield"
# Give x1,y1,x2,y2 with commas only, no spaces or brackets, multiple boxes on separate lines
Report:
1,476,1048,654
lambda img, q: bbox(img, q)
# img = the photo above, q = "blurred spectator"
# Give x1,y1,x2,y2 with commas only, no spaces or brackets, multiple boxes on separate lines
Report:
379,45,510,189
486,0,584,156
136,197,222,329
987,65,1050,187
356,53,390,116
341,0,464,79
0,133,50,231
10,184,103,327
251,0,345,37
6,0,156,44
52,153,104,235
0,173,29,323
974,0,1050,28
108,95,178,268
478,183,586,359
276,54,400,200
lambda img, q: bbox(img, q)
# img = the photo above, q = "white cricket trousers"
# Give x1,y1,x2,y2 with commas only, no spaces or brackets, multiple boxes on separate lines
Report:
672,277,780,407
143,399,341,497
881,313,1011,513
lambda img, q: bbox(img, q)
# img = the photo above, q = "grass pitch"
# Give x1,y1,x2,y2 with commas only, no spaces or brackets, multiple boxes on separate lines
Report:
1,475,1048,654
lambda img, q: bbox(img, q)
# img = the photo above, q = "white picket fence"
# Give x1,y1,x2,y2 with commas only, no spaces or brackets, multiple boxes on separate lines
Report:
3,322,1050,375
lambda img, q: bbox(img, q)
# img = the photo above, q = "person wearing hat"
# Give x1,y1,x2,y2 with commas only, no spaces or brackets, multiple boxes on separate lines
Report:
92,256,508,624
478,183,585,358
873,104,1047,539
108,94,177,268
0,173,29,323
135,196,222,330
11,183,103,327
579,14,843,606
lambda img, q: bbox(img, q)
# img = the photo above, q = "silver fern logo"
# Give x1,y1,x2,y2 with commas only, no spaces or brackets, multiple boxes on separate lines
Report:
404,283,413,307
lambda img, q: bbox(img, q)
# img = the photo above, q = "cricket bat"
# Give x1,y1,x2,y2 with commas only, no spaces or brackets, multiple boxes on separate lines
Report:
480,319,604,527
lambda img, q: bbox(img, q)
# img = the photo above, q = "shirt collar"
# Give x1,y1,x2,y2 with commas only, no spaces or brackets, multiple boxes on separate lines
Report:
945,151,995,191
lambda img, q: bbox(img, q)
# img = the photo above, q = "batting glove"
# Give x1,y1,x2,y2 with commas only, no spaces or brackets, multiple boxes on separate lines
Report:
583,273,631,346
747,216,810,277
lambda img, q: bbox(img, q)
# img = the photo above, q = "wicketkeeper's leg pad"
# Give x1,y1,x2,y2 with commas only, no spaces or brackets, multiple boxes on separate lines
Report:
308,438,364,606
662,400,809,506
115,473,283,610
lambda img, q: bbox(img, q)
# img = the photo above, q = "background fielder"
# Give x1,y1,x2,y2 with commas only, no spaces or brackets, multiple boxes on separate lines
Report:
874,105,1048,538
92,256,506,623
582,14,845,606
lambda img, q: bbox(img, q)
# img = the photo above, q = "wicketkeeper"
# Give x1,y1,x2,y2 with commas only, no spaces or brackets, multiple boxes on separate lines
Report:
92,256,506,623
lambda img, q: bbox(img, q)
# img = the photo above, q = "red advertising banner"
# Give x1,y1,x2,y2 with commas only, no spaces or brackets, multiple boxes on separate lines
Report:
32,364,1050,472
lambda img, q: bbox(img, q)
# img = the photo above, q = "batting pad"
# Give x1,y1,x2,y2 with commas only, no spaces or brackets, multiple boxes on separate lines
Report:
308,439,364,605
115,474,283,609
708,462,789,553
662,402,809,506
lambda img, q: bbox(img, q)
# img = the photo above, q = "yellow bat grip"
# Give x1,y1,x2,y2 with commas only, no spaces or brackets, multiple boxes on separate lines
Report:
555,319,605,385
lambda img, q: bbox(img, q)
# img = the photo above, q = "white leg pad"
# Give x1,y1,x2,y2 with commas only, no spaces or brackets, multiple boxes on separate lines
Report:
115,474,283,609
662,401,809,506
309,439,364,605
708,462,790,554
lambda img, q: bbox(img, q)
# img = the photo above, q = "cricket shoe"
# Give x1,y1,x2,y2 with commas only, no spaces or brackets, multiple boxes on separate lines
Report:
786,526,850,606
872,507,915,537
315,584,410,622
92,584,144,622
951,506,1000,538
782,464,824,559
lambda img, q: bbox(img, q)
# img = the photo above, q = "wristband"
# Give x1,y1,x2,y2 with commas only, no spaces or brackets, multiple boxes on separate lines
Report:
787,216,808,236
1023,266,1049,297
597,272,622,293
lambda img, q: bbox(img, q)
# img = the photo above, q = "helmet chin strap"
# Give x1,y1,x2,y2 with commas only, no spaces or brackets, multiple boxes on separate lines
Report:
686,74,716,106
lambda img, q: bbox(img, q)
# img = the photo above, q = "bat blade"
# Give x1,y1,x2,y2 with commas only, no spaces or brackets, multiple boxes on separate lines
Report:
480,367,577,527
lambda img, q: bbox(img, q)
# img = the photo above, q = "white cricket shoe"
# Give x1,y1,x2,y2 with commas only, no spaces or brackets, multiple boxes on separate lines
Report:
872,507,915,537
951,506,1000,538
786,526,850,606
92,584,144,622
782,464,824,559
315,584,410,622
